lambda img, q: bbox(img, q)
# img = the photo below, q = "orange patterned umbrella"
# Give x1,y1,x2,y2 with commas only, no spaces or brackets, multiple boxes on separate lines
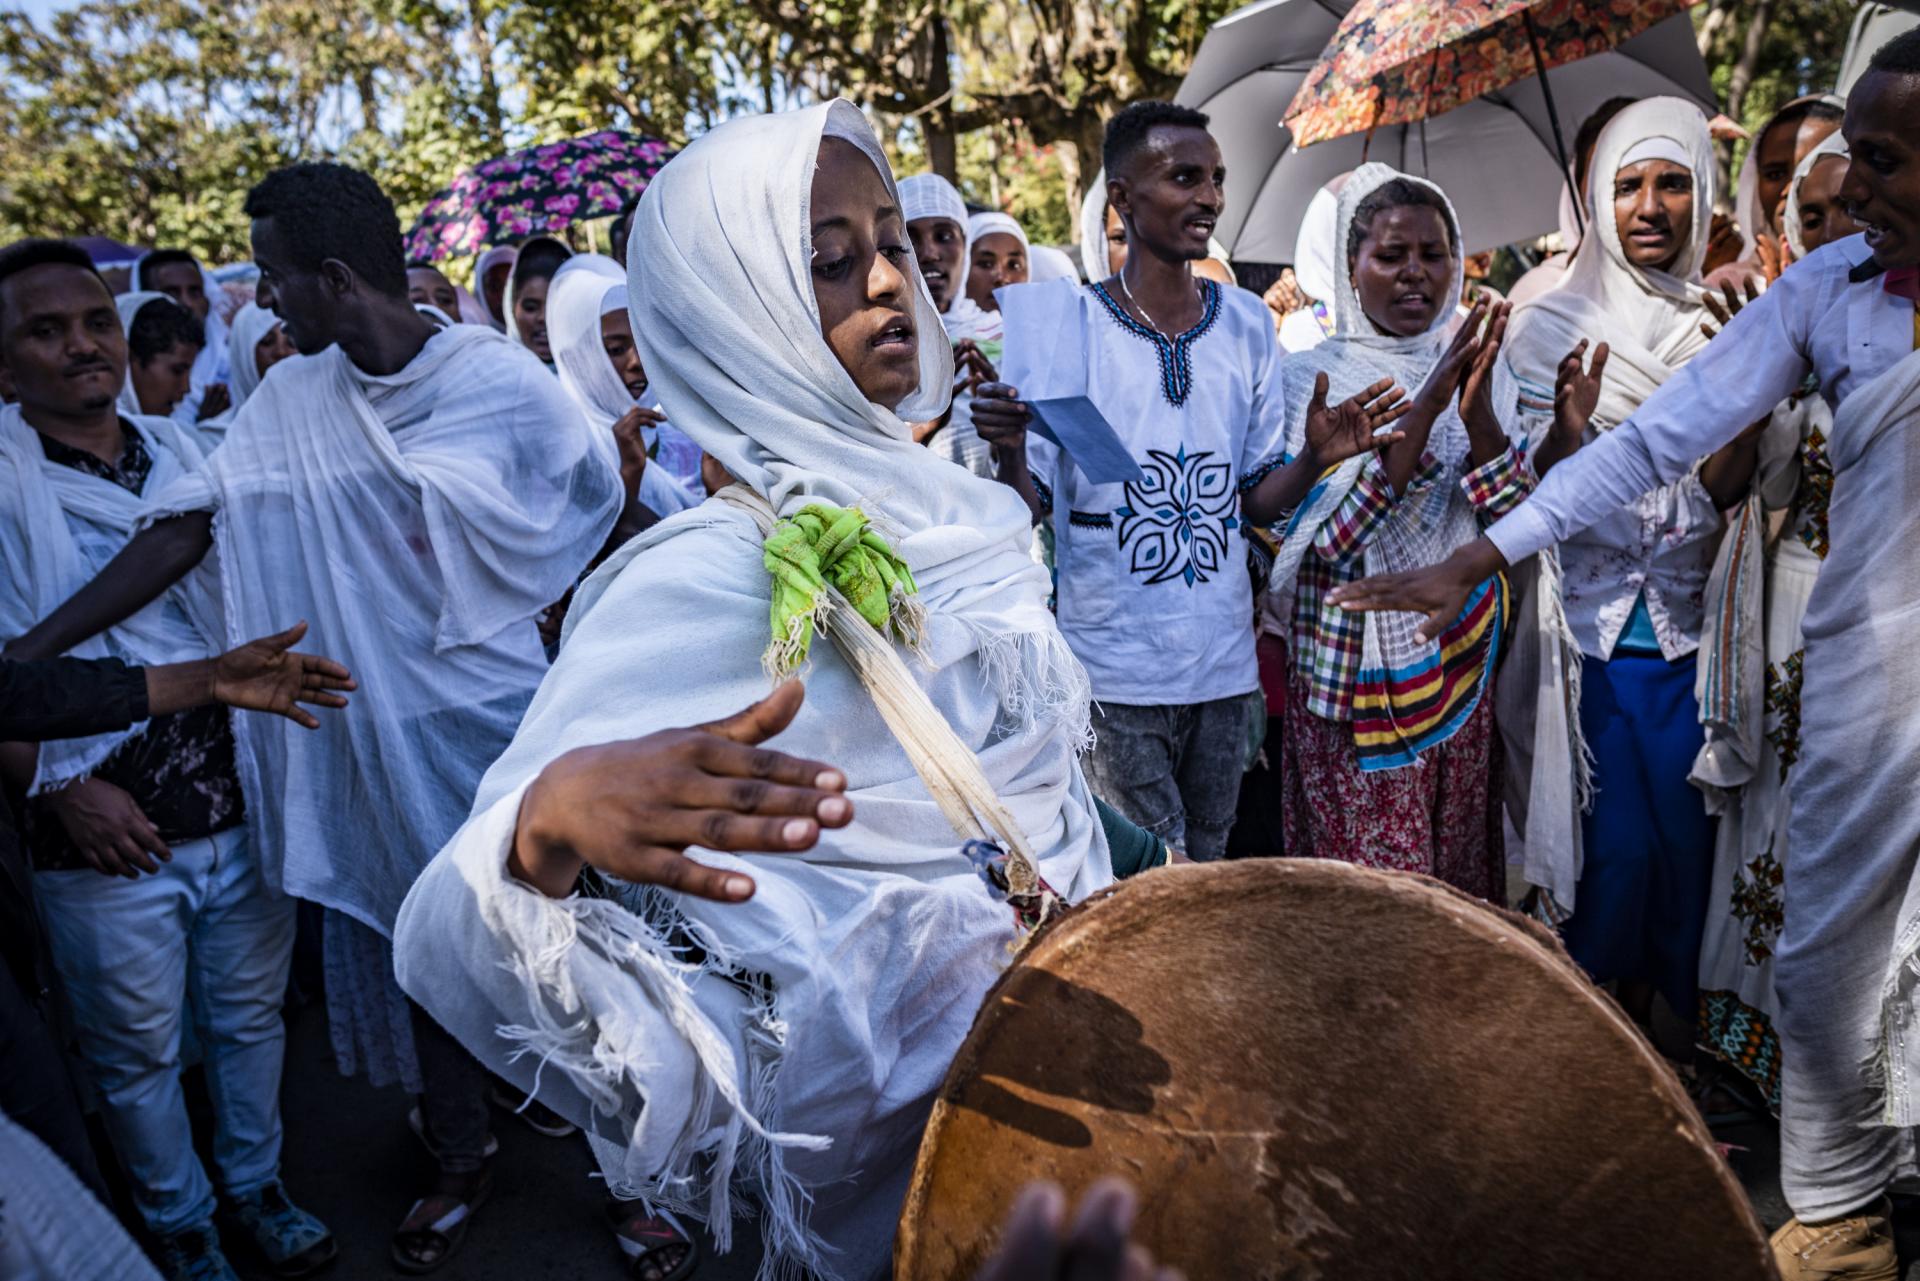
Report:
1285,0,1704,146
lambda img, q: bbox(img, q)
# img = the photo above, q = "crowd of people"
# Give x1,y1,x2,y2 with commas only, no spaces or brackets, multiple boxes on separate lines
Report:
0,23,1917,1281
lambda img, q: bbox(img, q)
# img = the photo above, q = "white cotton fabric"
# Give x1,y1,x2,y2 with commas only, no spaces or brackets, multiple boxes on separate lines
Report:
393,99,1109,1281
0,1108,163,1281
1027,243,1079,283
1497,97,1718,914
1268,164,1499,719
139,324,622,935
546,259,697,516
968,210,1027,250
472,245,517,329
1783,132,1851,259
898,173,969,241
1079,174,1111,282
1619,136,1692,170
0,406,215,790
223,302,281,408
1293,177,1345,306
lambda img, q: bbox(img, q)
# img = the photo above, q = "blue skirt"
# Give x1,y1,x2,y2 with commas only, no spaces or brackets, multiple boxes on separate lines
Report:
1559,650,1716,1016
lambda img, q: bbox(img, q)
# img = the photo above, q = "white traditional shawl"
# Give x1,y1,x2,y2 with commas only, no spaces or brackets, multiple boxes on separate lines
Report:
546,257,697,516
393,100,1108,1280
1293,176,1346,306
225,302,281,406
471,244,517,330
1499,97,1716,916
1782,132,1852,259
1079,174,1111,282
0,405,214,788
1027,243,1079,283
1733,94,1845,259
140,324,621,934
1268,164,1499,743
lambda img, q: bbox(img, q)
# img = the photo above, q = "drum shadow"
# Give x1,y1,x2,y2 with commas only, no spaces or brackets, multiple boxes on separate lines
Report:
959,969,1171,1149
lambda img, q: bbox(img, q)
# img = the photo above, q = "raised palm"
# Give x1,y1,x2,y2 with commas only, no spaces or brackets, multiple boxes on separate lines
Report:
1304,372,1409,468
1554,340,1611,436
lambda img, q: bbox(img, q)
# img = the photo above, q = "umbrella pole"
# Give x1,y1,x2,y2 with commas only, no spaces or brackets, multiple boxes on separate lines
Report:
1522,7,1584,239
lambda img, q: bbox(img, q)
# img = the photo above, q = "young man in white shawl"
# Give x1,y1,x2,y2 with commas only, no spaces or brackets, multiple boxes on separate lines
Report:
1689,126,1865,1126
134,248,234,424
3,163,627,1273
0,237,348,1281
1333,34,1920,1279
973,101,1410,862
386,100,1194,1280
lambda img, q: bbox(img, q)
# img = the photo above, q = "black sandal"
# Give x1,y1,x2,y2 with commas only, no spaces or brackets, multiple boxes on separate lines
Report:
606,1200,699,1281
391,1170,493,1275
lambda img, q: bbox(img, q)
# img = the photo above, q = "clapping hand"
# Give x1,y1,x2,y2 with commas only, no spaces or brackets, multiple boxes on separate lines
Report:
955,340,999,397
1456,300,1512,438
212,621,356,730
1302,372,1408,469
1553,339,1610,439
1701,276,1762,341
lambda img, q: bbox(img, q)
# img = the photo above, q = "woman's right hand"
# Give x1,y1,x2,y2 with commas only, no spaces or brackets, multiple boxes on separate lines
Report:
611,406,664,502
508,681,853,900
971,382,1033,451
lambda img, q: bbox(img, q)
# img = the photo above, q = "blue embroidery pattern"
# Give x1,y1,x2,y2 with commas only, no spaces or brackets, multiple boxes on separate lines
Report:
1114,445,1238,587
1089,279,1222,408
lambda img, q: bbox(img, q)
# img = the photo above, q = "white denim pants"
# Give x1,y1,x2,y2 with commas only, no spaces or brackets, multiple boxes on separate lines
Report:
35,826,295,1234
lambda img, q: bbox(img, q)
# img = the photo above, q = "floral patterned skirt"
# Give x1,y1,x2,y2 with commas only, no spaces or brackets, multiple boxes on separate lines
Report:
1280,676,1505,902
1695,538,1821,1112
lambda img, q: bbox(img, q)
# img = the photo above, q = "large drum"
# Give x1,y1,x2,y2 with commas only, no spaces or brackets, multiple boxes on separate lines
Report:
896,860,1775,1280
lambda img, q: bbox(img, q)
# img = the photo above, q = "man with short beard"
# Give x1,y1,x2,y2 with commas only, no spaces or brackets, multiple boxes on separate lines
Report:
1331,32,1920,1280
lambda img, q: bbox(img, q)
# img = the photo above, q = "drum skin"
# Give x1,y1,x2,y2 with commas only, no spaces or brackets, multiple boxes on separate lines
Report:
896,859,1775,1281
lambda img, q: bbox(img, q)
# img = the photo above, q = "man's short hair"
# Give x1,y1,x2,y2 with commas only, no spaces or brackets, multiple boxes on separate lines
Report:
609,193,643,258
0,238,108,325
243,162,408,297
125,296,204,365
513,236,571,287
136,247,199,288
1104,101,1212,179
1868,26,1920,76
1574,97,1637,181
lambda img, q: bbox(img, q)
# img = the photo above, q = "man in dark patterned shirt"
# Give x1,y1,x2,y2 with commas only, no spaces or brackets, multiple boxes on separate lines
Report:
0,239,337,1281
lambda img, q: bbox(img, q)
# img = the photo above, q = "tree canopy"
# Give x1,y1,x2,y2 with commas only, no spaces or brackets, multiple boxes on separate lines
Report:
0,0,1851,260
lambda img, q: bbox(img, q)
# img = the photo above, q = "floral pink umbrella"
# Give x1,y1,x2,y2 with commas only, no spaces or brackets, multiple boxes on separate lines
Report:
404,131,675,263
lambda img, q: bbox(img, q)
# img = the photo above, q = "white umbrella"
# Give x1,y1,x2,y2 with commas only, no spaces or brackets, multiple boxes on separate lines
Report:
1178,5,1716,261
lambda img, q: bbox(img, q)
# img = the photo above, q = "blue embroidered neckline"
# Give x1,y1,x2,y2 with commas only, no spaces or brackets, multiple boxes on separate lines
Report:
1090,278,1222,409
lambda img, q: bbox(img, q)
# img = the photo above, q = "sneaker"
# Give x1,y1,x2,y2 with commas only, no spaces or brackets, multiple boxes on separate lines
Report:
489,1082,579,1138
1770,1198,1898,1280
154,1222,241,1281
226,1181,338,1277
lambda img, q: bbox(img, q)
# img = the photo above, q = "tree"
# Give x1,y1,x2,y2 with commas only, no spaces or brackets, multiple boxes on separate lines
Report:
1693,0,1851,202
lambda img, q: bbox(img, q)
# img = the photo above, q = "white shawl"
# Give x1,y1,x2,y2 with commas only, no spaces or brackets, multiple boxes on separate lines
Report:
546,256,697,516
140,324,621,934
393,100,1107,1280
1499,97,1716,915
471,244,517,330
1268,164,1497,733
1079,174,1111,283
0,406,214,789
224,302,281,407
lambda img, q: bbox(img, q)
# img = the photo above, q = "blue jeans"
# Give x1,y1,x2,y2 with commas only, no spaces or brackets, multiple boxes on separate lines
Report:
35,826,296,1234
1081,696,1251,861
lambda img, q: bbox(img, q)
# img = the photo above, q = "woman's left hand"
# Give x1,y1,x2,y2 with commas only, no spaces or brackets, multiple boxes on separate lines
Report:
1455,300,1511,438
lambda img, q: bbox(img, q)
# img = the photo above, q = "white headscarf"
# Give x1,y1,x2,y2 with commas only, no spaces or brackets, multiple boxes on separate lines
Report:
114,291,174,419
1026,243,1079,282
1782,131,1852,259
1732,94,1845,258
1505,96,1714,414
967,210,1028,250
899,172,985,337
224,301,282,406
547,254,696,515
1079,174,1111,282
1293,176,1347,305
472,245,518,329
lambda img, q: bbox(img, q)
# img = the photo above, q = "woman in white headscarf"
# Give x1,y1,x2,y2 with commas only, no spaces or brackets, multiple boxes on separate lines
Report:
471,244,517,331
1268,164,1527,902
193,302,294,444
394,101,1118,1279
1707,94,1845,289
899,173,1001,477
1691,128,1861,1118
1497,98,1765,1032
546,254,699,520
1276,176,1345,353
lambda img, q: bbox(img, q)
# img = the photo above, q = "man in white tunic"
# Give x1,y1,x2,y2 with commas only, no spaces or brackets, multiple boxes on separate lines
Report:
6,162,624,1270
1329,35,1920,1279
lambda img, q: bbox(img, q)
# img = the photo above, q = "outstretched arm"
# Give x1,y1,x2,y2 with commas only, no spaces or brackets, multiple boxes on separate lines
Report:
4,513,213,662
